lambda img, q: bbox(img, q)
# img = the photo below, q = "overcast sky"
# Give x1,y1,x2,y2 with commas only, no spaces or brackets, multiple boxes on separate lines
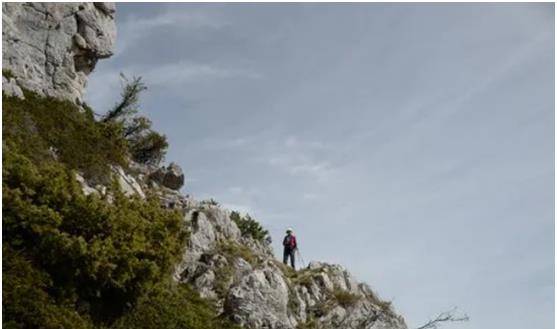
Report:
86,3,554,329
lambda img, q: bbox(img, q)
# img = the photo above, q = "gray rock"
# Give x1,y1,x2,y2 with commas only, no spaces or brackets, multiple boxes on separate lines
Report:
2,76,24,98
2,3,116,103
172,202,407,329
73,33,87,49
225,268,291,329
75,173,98,196
113,166,145,198
150,162,185,190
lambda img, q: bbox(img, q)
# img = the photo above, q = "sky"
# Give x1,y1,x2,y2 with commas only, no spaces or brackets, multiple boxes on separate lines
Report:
86,4,554,329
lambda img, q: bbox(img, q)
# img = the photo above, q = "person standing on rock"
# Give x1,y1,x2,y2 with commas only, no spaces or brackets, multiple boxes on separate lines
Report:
283,228,297,269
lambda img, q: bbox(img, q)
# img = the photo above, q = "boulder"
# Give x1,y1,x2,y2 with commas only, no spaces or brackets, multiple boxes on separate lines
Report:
150,162,185,190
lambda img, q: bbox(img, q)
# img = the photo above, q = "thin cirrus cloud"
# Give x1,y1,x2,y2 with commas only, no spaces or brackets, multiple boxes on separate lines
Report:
116,9,229,54
141,61,263,86
266,154,334,180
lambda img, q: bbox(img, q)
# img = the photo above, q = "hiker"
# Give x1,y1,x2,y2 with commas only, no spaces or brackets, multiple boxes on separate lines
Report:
283,228,297,269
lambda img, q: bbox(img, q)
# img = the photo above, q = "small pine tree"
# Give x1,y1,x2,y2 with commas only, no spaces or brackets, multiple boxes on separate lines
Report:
103,74,146,123
102,73,169,166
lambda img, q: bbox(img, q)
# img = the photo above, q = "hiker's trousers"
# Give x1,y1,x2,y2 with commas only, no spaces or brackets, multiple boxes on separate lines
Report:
283,248,295,269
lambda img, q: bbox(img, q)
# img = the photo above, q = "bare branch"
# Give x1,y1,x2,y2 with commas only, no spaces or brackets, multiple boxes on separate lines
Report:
415,307,469,329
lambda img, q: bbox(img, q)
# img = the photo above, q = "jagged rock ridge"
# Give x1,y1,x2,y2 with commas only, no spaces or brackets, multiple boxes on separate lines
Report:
77,160,407,328
80,162,407,329
177,202,407,329
2,2,116,103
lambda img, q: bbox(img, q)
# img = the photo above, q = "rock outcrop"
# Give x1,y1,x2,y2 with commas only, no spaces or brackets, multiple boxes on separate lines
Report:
2,2,116,103
171,200,407,329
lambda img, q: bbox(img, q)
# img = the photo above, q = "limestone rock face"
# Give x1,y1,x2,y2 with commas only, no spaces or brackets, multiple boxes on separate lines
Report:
114,166,145,198
171,200,407,329
2,2,116,103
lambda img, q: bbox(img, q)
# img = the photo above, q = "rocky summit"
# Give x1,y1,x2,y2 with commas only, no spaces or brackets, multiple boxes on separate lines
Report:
2,3,408,329
175,202,408,329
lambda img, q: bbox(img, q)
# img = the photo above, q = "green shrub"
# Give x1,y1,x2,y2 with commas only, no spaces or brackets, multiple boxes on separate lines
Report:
200,198,220,206
286,285,301,315
306,298,334,318
3,91,128,180
3,91,187,326
332,289,361,308
111,281,240,329
2,89,241,329
274,259,296,277
211,240,260,299
3,246,94,329
213,263,235,299
129,130,168,165
296,318,319,329
217,240,259,267
3,146,187,324
230,211,269,242
281,264,323,289
3,68,15,79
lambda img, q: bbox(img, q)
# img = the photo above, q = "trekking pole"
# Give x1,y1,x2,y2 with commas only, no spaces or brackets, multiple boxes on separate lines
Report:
296,248,306,269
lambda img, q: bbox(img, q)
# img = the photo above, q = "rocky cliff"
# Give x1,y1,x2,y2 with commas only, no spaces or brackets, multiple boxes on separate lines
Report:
2,2,116,103
2,3,407,329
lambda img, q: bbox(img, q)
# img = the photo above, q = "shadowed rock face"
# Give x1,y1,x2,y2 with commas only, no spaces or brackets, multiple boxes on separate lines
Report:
2,2,116,103
150,162,186,190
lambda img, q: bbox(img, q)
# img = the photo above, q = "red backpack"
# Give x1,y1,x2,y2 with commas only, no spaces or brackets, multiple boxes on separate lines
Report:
283,234,297,249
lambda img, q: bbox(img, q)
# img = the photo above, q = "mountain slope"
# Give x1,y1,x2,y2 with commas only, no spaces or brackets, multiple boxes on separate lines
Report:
2,3,407,329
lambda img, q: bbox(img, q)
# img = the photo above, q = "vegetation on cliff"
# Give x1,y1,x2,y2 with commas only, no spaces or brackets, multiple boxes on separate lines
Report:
230,211,269,242
2,91,238,329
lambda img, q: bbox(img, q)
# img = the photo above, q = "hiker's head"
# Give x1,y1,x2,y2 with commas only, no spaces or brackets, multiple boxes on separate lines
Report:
286,228,293,235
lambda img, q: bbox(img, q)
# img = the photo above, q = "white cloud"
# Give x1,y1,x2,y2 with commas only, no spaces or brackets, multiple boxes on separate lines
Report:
141,61,262,86
117,9,228,53
265,153,335,183
221,203,254,216
284,135,327,150
228,186,245,194
302,193,319,200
